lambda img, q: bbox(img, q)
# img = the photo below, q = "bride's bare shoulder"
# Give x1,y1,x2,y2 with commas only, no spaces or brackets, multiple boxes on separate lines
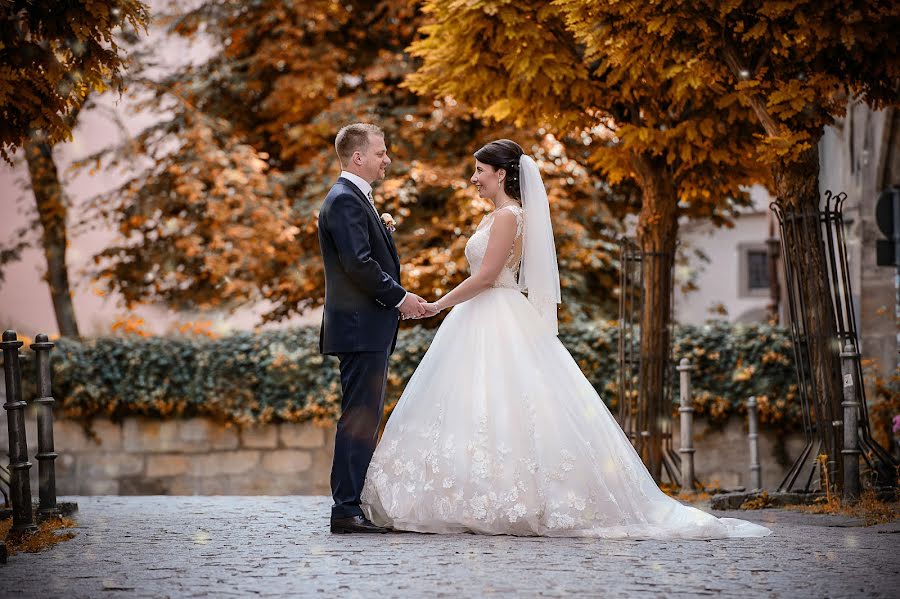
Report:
497,204,524,217
488,208,519,237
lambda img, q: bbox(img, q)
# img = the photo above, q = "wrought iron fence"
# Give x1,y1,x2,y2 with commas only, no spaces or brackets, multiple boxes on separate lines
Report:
1,463,10,508
1,329,63,535
772,191,897,493
616,239,685,486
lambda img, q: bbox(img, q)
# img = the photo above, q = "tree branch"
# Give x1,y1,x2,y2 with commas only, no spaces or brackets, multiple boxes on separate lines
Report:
721,43,781,138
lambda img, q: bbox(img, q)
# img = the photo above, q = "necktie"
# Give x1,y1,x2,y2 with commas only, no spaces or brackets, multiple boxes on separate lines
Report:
366,190,377,214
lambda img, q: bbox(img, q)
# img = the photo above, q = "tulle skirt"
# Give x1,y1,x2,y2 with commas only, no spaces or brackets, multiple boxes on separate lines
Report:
361,288,772,539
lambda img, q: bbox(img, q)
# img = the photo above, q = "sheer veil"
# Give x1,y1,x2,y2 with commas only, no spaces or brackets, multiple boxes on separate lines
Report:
517,154,561,334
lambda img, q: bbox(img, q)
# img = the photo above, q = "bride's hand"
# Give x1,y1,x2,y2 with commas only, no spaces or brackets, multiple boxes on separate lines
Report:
421,302,442,317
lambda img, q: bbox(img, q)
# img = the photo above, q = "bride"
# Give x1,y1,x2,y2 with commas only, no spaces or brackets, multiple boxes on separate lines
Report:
361,139,772,540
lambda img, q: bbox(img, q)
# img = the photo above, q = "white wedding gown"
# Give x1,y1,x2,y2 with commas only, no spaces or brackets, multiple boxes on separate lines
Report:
362,206,771,539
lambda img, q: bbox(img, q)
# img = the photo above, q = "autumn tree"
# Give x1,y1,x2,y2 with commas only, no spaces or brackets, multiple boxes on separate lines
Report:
408,1,766,479
81,0,627,325
0,1,149,337
558,0,900,489
0,1,149,159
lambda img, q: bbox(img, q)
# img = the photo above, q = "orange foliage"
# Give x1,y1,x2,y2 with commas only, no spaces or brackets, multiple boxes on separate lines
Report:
0,2,150,162
111,315,151,337
75,0,630,325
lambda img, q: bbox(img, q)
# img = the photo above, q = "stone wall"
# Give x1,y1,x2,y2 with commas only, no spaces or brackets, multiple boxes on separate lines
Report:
3,408,804,496
3,410,334,496
671,417,806,490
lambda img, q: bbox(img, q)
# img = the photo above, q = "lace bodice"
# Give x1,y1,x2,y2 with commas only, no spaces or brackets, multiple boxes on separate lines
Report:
464,205,525,290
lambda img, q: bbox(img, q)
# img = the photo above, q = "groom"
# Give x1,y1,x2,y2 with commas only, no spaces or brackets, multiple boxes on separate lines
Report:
318,123,434,533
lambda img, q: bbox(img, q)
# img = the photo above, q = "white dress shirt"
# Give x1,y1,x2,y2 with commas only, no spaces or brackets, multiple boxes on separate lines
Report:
339,171,377,215
339,171,408,309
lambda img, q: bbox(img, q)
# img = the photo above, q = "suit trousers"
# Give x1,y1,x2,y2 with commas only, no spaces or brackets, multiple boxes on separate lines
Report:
330,350,390,519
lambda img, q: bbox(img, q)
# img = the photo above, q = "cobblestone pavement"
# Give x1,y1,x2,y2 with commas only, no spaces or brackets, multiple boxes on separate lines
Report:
3,496,898,598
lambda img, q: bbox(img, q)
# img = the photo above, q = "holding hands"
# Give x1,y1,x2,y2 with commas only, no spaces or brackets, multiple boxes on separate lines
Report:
399,293,442,320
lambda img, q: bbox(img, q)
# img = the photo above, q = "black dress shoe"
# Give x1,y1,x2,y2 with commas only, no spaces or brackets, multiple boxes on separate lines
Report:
330,515,390,534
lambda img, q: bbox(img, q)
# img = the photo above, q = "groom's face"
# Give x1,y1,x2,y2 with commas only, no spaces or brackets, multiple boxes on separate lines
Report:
355,133,391,183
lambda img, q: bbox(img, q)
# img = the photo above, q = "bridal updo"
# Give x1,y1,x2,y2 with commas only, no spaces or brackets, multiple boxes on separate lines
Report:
474,139,524,201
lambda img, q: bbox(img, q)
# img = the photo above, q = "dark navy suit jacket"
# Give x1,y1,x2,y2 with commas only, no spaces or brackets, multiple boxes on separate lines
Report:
318,177,405,355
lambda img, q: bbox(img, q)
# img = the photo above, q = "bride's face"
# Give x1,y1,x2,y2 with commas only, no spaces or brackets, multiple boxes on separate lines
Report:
471,159,504,200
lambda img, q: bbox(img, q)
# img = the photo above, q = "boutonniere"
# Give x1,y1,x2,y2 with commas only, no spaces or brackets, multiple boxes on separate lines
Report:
381,212,396,233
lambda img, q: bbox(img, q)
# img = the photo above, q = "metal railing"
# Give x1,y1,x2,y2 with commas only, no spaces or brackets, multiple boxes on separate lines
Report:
1,329,62,537
616,239,682,485
772,191,897,493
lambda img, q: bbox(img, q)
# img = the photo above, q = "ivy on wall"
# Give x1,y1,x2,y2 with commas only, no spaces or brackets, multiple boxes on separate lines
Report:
15,321,807,434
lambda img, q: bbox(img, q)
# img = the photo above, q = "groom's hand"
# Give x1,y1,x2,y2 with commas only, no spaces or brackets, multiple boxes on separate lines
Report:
399,293,427,320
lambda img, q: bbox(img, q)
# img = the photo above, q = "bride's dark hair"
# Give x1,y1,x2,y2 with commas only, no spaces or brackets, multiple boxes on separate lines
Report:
474,139,524,201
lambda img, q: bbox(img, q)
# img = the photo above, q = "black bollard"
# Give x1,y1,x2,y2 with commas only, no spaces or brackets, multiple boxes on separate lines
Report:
31,333,59,519
1,330,37,534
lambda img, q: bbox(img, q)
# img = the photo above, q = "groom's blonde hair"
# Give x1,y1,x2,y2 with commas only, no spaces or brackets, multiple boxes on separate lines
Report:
335,123,384,166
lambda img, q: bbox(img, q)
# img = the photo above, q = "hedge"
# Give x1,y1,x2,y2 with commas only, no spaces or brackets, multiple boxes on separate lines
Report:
13,320,807,433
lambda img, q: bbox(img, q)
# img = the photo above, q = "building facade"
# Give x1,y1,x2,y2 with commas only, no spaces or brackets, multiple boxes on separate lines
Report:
675,104,898,381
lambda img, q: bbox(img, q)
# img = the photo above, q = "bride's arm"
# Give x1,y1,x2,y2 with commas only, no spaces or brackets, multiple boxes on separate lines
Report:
432,210,518,312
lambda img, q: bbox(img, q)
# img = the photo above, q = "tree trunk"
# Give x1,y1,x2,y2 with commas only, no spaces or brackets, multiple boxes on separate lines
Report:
773,143,843,492
721,45,844,492
633,155,678,482
24,140,81,339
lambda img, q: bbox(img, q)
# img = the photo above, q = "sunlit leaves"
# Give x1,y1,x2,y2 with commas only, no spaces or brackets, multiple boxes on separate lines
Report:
410,0,765,235
618,0,900,179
